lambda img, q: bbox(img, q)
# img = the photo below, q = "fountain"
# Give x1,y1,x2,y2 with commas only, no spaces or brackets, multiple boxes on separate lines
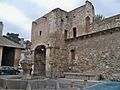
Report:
0,47,105,90
0,47,112,90
20,48,33,80
0,42,104,90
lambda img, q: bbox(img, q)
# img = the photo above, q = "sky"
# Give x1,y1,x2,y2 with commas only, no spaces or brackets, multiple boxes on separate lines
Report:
0,0,120,40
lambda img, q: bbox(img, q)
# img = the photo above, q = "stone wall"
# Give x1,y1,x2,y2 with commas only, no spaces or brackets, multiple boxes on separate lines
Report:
67,1,95,38
31,1,95,76
31,11,53,49
31,1,120,80
31,1,95,50
31,8,68,77
89,14,120,33
66,27,120,80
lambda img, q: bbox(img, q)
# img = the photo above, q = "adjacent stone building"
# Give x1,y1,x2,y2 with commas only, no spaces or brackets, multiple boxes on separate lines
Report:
31,1,120,80
0,21,23,68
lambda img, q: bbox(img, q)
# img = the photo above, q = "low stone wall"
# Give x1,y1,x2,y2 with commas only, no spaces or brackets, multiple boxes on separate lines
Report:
64,72,96,80
0,75,103,90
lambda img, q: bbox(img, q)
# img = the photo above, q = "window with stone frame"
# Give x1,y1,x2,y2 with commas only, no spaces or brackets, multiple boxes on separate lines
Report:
73,27,76,38
39,31,42,36
85,16,90,33
64,30,68,39
71,49,75,60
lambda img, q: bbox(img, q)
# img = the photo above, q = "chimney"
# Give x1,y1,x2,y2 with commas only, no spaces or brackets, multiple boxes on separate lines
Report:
0,22,3,35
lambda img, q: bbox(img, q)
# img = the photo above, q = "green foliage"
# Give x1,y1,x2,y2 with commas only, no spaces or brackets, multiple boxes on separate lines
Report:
94,14,105,23
6,32,21,43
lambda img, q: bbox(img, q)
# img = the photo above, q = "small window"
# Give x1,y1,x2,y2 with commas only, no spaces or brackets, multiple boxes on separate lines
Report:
71,49,75,60
64,30,67,39
73,27,76,38
39,31,42,36
85,16,90,32
61,19,63,22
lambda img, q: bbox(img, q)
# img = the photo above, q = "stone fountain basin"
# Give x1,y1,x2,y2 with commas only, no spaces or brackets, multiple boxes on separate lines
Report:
85,82,120,90
0,80,47,89
0,75,47,89
0,75,103,90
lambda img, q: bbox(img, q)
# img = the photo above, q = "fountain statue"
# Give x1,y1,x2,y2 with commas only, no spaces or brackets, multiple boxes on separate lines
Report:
20,48,33,80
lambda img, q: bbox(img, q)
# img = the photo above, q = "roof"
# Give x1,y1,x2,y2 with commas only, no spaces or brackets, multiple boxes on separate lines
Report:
0,36,24,49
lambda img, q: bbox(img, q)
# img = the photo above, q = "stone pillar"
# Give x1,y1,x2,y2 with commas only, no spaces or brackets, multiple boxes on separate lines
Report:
32,50,39,76
32,50,40,76
0,47,3,66
14,48,21,69
31,50,35,74
46,46,52,78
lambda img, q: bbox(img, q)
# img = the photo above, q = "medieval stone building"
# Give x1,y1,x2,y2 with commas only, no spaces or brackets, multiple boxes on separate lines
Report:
31,1,120,80
0,21,23,68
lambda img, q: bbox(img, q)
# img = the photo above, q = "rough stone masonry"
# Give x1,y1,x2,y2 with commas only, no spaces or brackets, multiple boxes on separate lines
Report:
31,1,120,81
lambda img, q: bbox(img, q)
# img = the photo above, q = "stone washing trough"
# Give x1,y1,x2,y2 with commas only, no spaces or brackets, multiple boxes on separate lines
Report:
0,75,103,90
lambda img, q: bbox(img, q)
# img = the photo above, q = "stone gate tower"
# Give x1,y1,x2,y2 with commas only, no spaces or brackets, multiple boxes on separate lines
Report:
31,1,95,77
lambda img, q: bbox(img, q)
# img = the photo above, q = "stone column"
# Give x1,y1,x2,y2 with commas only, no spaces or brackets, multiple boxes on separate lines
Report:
14,48,21,69
31,50,35,74
46,46,52,78
32,50,39,76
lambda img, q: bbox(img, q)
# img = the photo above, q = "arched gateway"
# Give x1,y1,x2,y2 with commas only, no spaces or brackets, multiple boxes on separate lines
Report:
34,45,46,76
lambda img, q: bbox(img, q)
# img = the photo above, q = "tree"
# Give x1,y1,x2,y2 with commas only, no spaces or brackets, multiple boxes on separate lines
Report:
5,32,21,43
25,40,32,49
94,14,105,23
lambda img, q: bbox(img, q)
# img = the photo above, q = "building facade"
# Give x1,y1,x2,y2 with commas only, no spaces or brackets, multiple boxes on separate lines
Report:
0,21,23,69
31,1,120,80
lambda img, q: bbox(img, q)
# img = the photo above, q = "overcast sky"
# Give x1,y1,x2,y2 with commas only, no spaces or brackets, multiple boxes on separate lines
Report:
0,0,120,40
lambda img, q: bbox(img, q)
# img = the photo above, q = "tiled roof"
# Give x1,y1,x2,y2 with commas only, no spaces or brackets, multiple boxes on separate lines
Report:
0,36,24,48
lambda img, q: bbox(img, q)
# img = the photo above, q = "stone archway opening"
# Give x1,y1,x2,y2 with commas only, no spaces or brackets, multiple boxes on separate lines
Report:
34,45,46,76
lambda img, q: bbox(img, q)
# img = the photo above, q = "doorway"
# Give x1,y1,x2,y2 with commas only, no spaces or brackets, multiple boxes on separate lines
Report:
2,47,15,66
34,45,46,76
